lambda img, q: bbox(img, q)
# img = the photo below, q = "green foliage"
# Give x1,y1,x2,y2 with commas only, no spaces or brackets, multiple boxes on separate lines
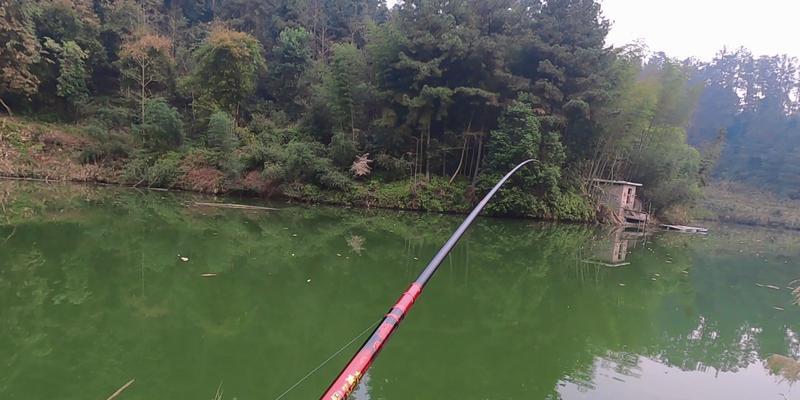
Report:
485,100,565,193
118,33,174,123
0,0,41,113
205,111,237,152
262,140,351,191
3,0,754,220
121,151,154,183
590,52,705,215
688,49,800,196
268,27,312,116
121,150,183,187
311,43,370,139
484,100,541,173
48,39,89,108
328,131,358,167
78,124,131,164
199,111,241,175
374,153,412,181
91,103,133,130
134,98,183,152
146,151,183,187
629,126,702,211
187,26,266,116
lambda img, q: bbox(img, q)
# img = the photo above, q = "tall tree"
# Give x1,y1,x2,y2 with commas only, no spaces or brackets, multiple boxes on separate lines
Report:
0,0,40,115
119,33,174,123
268,27,313,116
318,42,369,138
43,39,90,114
510,0,614,160
186,25,266,119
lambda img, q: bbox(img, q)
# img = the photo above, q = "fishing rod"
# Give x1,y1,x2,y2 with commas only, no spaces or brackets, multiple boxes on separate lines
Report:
321,159,537,400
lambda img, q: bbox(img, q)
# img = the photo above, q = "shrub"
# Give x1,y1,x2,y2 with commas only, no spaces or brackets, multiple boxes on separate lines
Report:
122,152,154,184
78,125,131,164
147,152,183,187
205,111,237,152
329,131,357,167
262,139,352,190
375,153,412,181
134,98,183,151
94,105,133,129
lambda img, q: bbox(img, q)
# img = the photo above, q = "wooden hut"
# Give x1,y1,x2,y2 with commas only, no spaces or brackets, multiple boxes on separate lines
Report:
592,179,649,226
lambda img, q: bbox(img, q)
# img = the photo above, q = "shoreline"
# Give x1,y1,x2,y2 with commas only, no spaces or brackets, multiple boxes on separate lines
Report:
6,175,800,234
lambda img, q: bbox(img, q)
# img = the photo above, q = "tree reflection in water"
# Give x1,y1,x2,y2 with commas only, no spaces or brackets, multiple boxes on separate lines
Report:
0,181,798,399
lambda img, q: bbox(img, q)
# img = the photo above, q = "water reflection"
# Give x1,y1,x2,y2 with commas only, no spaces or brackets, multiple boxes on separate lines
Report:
582,228,646,267
0,182,798,399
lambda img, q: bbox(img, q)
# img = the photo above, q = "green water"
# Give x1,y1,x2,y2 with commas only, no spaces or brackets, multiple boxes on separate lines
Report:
1,182,798,400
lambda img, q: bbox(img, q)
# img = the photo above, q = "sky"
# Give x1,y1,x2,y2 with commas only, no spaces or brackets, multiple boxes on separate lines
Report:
601,0,800,60
386,0,800,60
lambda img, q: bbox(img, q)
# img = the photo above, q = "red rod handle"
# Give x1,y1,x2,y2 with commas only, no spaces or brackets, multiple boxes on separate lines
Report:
321,283,422,400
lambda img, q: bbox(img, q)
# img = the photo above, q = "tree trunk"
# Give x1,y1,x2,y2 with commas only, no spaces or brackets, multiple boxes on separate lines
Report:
450,134,469,184
425,122,431,180
471,132,484,184
442,149,447,176
140,63,146,124
350,105,356,141
0,97,12,116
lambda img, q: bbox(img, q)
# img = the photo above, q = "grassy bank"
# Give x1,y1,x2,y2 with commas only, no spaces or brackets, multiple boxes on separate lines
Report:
696,181,800,230
0,117,593,220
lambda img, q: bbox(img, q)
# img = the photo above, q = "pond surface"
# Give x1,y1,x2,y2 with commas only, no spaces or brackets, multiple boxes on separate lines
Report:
0,182,798,400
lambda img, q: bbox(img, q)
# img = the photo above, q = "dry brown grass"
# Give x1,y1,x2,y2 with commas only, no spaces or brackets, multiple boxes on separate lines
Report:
700,182,800,230
182,167,226,194
766,354,800,383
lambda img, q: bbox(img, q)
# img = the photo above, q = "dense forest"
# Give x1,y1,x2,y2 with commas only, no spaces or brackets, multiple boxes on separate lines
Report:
0,0,797,220
688,49,800,198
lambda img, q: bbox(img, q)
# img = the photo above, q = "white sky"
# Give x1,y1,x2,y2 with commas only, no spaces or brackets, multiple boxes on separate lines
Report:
386,0,800,60
602,0,800,60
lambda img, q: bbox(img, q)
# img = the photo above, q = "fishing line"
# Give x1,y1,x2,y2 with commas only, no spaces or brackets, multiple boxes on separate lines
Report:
272,317,382,400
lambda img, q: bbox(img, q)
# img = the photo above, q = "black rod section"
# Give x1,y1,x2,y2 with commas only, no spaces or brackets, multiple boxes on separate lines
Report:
414,158,537,286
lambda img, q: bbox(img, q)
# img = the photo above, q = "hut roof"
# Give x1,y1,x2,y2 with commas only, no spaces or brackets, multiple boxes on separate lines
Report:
591,179,643,187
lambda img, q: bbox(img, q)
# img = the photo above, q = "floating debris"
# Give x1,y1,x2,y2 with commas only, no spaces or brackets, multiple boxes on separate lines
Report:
756,283,781,290
773,306,785,311
619,283,626,287
201,273,217,278
179,256,189,262
105,379,135,400
337,253,342,257
291,253,296,257
307,279,312,283
292,234,298,237
661,224,708,234
193,202,279,211
347,235,366,255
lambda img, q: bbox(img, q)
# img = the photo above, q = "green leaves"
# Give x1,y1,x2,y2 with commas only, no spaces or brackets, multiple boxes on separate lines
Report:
135,98,183,152
188,26,266,116
46,40,89,105
0,0,41,112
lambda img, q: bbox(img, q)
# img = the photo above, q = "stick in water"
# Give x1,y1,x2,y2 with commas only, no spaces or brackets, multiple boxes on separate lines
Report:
105,379,135,400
